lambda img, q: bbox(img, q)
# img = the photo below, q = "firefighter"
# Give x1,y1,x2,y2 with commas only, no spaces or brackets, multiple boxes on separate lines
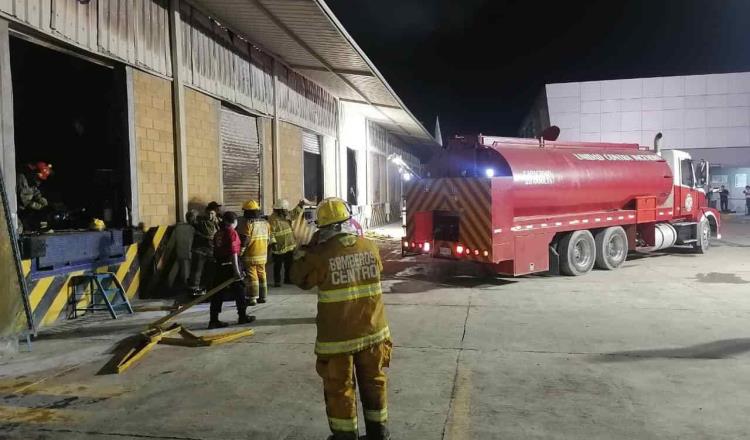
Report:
268,198,305,287
17,161,52,231
208,211,253,329
290,197,392,440
239,200,272,305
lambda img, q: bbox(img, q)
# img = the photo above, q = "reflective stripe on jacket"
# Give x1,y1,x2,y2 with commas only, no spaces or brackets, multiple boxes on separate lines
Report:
290,233,389,357
269,205,303,254
239,219,271,265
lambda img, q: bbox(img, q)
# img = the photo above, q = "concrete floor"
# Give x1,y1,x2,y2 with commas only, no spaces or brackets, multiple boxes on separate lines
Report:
1,215,749,440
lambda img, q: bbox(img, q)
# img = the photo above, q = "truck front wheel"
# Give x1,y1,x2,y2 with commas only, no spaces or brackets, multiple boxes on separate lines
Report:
559,230,596,276
693,217,710,254
594,226,628,270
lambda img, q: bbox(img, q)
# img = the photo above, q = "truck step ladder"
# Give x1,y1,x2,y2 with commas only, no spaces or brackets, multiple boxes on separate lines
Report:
69,272,134,320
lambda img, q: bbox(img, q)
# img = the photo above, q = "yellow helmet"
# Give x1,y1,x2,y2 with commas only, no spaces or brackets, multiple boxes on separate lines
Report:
242,200,260,211
90,218,106,231
316,197,350,227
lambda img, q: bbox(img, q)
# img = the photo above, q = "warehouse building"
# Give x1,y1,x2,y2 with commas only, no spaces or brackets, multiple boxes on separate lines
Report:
0,0,435,330
521,73,750,212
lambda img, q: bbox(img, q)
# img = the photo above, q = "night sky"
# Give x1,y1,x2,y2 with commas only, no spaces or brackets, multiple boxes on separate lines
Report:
327,0,750,138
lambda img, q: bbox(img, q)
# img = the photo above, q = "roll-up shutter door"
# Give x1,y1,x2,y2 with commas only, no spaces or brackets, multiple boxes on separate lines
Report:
220,107,261,212
302,131,320,154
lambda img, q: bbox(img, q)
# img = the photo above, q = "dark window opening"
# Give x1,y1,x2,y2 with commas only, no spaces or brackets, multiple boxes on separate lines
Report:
11,37,130,233
346,148,357,205
433,211,459,242
304,151,323,203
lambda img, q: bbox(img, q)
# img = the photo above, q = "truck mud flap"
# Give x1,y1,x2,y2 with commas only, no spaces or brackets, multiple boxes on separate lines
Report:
548,245,560,276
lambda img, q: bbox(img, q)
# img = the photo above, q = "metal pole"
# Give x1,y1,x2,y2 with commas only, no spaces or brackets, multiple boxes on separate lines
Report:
0,164,34,335
272,60,281,201
0,18,33,337
169,0,188,222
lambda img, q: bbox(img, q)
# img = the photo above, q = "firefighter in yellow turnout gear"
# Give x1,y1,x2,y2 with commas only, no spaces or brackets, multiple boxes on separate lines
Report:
290,198,391,440
239,200,272,305
269,199,305,287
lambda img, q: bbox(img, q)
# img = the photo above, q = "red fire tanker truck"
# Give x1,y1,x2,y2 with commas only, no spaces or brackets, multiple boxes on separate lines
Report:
402,134,721,276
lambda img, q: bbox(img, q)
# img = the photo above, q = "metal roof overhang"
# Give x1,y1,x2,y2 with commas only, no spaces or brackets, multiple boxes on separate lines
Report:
187,0,438,159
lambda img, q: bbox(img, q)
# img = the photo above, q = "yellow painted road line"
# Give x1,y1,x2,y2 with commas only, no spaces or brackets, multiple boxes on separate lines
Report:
445,364,472,440
22,260,31,277
0,405,75,424
0,365,81,395
13,383,126,399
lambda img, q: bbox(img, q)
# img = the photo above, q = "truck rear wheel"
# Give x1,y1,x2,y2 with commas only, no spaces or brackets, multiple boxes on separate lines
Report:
693,217,710,254
559,230,596,276
594,226,628,270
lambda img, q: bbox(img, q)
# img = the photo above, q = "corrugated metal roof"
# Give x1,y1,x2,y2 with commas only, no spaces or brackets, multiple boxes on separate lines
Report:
187,0,436,146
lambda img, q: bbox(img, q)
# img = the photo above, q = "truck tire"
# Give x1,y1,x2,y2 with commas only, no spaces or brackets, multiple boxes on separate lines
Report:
693,217,710,254
594,226,628,270
559,230,596,276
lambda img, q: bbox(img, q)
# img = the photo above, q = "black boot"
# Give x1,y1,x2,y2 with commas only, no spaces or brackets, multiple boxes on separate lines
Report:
365,422,390,440
238,314,256,325
208,320,229,329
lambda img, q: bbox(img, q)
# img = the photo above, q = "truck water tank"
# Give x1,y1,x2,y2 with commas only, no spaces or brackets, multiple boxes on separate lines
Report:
487,143,673,218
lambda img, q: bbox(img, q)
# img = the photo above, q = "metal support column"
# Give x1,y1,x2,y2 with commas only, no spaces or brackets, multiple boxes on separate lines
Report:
169,0,188,221
0,19,16,228
335,100,343,199
272,59,281,201
385,143,390,222
125,67,140,226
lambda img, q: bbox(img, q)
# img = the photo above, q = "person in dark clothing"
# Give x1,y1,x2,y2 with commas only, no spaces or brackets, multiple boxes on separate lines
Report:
743,185,750,215
208,211,255,329
719,185,730,212
189,201,222,293
17,161,52,231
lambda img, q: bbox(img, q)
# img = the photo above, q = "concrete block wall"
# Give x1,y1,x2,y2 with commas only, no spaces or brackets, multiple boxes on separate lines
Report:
543,72,750,167
278,121,303,204
133,70,176,228
185,88,220,211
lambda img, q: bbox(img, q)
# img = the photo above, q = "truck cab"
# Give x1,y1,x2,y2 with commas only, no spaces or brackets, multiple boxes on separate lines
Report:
659,149,719,239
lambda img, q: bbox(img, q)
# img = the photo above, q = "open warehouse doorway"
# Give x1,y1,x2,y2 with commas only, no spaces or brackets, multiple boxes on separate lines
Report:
303,131,322,203
346,147,357,206
10,36,131,233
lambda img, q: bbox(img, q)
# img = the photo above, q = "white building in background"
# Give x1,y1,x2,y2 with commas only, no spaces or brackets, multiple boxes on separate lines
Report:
520,72,750,212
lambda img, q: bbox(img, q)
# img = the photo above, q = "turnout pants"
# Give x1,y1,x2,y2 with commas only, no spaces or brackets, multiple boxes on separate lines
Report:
272,251,294,284
315,341,392,440
244,262,267,300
